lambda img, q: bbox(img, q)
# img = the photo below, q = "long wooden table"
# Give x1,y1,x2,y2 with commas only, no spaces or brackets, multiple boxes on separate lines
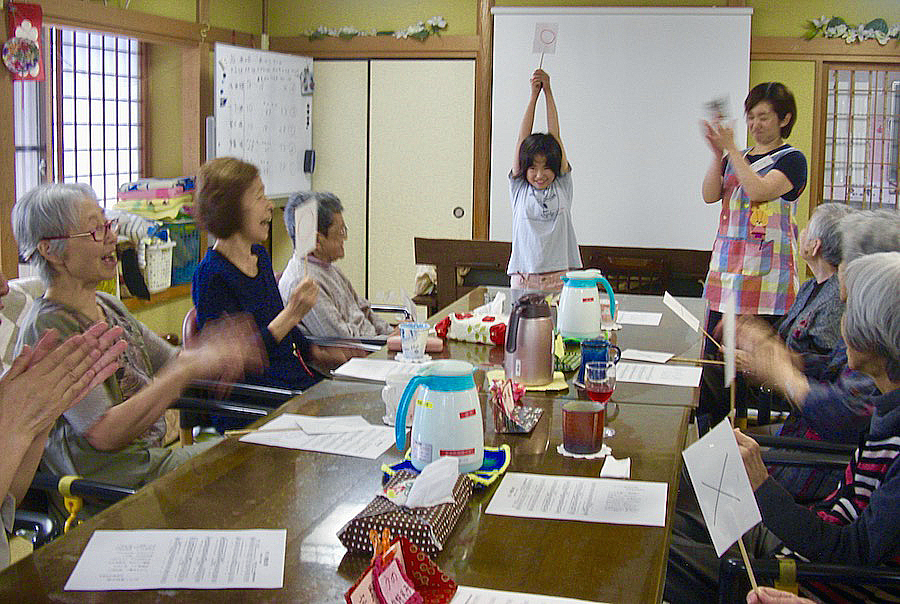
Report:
0,288,703,602
376,287,707,408
0,379,689,603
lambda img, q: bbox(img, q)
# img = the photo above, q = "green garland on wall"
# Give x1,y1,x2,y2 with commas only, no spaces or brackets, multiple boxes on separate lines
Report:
305,17,447,42
805,16,900,44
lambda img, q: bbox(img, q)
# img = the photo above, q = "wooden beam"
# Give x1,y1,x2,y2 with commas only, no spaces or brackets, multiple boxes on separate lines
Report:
0,13,18,278
752,36,900,62
808,59,828,217
473,0,493,240
269,35,478,59
181,46,201,176
35,0,200,46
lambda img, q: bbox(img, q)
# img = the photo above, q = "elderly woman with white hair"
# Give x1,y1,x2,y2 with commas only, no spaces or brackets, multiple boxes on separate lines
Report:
698,203,856,428
666,251,900,603
279,191,393,339
12,183,265,489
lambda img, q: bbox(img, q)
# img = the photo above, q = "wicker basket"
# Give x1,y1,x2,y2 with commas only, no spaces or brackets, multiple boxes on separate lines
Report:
142,240,176,293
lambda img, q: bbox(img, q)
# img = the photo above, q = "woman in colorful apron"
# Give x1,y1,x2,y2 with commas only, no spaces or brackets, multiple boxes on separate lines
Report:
697,82,808,423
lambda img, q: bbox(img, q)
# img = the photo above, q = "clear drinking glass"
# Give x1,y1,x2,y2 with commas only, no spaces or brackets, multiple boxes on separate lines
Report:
584,361,617,438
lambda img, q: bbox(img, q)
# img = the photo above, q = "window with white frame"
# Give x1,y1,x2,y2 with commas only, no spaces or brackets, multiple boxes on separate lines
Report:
823,65,900,210
13,27,144,207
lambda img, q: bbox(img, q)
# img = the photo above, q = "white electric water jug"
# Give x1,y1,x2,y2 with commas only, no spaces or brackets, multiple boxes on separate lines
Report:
557,269,617,340
394,360,484,473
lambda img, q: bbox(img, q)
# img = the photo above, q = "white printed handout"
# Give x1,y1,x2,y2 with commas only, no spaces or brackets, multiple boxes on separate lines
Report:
682,419,761,556
65,529,286,590
486,472,666,527
616,362,702,388
240,413,396,459
452,586,606,603
615,311,662,326
292,414,372,435
333,358,419,383
620,349,674,364
663,291,701,332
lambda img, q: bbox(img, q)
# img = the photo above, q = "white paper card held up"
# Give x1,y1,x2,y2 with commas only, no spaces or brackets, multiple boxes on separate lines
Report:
292,197,317,261
682,419,761,556
532,23,558,54
65,529,285,590
663,291,701,332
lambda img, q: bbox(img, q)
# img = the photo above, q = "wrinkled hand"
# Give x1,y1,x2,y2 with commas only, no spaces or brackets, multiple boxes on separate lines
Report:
285,277,318,323
531,69,550,95
747,586,816,604
309,344,366,370
0,323,127,438
734,429,769,491
735,316,776,355
182,314,267,396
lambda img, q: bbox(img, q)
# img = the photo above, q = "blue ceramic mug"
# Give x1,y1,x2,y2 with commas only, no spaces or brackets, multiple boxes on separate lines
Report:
576,339,621,386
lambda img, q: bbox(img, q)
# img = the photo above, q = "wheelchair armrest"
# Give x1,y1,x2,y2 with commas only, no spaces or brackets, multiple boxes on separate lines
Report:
753,433,857,455
761,449,849,469
718,556,900,604
370,303,412,320
30,472,135,503
172,396,272,419
183,379,299,406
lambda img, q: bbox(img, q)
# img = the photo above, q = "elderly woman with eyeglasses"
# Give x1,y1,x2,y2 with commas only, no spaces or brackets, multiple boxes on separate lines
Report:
666,251,900,603
11,183,265,489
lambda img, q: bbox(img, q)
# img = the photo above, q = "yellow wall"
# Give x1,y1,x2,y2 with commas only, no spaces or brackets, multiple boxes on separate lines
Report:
266,0,476,36
749,0,900,37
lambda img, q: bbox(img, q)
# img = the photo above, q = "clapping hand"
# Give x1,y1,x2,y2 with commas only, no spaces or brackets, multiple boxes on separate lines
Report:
0,323,127,439
182,313,267,398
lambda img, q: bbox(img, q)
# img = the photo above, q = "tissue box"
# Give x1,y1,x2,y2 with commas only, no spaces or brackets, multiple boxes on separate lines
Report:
434,312,507,346
338,470,473,558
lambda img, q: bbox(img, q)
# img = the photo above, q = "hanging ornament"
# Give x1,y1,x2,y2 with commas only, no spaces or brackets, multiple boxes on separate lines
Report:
3,2,43,80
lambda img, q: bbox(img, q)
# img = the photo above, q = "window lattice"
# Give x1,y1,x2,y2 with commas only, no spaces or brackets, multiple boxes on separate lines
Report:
823,66,900,210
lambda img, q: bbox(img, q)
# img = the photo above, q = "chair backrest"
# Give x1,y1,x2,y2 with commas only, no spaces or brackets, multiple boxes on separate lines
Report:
182,306,199,349
0,276,47,371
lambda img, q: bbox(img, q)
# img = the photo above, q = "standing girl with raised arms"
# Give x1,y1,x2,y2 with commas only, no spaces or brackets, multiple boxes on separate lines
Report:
507,68,581,293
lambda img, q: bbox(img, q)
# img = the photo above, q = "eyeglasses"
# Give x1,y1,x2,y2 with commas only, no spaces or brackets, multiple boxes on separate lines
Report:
41,218,119,243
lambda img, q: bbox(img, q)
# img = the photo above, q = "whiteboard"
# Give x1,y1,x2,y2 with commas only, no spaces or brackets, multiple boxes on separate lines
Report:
490,7,751,250
214,43,313,197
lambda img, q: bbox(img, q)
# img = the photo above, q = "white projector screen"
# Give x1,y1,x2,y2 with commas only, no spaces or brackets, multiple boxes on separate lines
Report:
490,7,752,251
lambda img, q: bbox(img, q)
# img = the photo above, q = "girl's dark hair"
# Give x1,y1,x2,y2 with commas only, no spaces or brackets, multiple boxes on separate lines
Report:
517,133,562,179
196,157,259,239
745,82,797,138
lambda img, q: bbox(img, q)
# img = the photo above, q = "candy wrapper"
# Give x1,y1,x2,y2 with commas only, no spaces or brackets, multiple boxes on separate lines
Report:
344,535,457,604
488,379,543,433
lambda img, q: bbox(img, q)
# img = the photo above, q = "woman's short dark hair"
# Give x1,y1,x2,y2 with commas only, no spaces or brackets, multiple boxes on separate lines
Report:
745,82,797,139
517,133,562,179
196,157,259,239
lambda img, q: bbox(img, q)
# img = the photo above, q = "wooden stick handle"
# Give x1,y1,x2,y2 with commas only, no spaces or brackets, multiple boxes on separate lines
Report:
738,536,758,591
669,356,725,365
700,326,723,352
